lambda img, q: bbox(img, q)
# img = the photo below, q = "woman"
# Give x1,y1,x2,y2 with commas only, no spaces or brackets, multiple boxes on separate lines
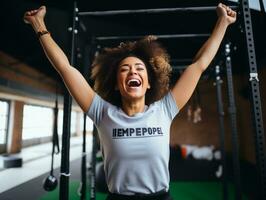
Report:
24,4,236,200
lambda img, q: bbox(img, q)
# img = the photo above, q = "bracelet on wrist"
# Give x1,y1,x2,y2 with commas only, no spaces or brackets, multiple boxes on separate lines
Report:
37,30,50,38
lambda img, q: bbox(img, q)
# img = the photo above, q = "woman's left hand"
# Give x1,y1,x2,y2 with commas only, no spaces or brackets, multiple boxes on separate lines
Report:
216,3,237,25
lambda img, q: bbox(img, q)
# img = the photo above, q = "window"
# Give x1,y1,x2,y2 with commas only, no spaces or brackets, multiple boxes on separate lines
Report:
79,113,94,132
22,105,53,140
58,110,78,135
71,111,77,134
0,100,9,144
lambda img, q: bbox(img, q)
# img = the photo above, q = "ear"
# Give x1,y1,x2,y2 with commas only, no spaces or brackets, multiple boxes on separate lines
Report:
147,82,151,89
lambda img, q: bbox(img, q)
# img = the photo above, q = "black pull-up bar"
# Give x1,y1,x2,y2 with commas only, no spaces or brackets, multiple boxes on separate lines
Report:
95,33,210,41
78,6,238,16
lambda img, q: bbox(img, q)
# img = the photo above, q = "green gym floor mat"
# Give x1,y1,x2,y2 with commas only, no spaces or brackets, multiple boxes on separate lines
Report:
40,181,248,200
39,180,107,200
169,182,248,200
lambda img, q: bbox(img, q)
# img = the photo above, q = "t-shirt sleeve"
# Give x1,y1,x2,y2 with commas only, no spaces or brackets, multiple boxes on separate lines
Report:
86,93,106,126
160,92,179,120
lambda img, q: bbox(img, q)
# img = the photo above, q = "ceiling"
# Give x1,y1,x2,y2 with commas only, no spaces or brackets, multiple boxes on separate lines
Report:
0,0,266,82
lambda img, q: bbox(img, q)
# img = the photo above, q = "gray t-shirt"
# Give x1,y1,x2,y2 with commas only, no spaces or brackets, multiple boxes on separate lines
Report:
87,92,179,195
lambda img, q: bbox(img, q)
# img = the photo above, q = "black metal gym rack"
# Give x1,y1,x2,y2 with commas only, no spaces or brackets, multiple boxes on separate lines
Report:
58,1,266,199
224,42,242,200
59,2,78,200
239,0,266,199
214,63,228,200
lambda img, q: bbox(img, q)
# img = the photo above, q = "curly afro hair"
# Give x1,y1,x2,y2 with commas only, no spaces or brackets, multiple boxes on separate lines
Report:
91,35,172,106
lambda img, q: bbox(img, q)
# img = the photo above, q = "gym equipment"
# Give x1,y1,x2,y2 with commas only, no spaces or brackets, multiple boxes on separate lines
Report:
77,42,96,200
95,34,210,41
77,114,87,200
2,154,22,168
43,175,58,192
59,2,78,199
78,6,238,16
95,162,108,193
214,63,228,200
90,125,97,200
43,89,60,192
223,42,242,200
239,0,266,199
57,1,265,199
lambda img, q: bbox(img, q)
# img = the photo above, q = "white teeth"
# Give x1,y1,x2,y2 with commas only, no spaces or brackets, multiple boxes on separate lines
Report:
127,79,140,86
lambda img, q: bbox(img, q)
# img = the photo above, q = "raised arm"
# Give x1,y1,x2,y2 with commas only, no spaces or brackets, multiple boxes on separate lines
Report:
24,6,95,112
171,3,236,110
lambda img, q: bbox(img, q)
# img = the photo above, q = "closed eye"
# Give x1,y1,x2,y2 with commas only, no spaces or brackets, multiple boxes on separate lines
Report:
119,63,145,72
137,67,144,71
119,66,129,72
135,63,145,71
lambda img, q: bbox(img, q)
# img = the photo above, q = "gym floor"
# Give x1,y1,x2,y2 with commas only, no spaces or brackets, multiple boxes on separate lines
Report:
0,135,92,199
0,140,256,200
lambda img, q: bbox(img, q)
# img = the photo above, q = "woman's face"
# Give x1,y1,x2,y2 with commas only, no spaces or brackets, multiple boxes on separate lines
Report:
116,56,150,102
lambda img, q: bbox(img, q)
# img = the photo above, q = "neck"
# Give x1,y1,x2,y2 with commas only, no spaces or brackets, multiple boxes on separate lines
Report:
121,98,146,116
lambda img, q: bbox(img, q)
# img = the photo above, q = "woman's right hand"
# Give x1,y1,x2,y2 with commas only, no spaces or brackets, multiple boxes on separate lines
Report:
23,6,46,25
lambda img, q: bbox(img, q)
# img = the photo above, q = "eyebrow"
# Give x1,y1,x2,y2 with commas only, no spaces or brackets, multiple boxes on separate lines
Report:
120,62,144,67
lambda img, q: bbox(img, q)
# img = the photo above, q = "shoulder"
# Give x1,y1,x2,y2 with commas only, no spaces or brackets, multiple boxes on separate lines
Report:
151,92,179,119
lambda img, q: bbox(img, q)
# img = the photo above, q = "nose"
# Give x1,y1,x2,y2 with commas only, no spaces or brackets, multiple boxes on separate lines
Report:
129,66,137,75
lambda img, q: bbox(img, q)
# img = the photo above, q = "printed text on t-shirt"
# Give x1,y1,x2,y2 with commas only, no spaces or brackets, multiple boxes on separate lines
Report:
112,127,164,139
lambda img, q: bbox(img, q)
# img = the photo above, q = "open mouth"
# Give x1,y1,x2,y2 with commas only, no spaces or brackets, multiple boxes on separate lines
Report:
127,79,141,88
